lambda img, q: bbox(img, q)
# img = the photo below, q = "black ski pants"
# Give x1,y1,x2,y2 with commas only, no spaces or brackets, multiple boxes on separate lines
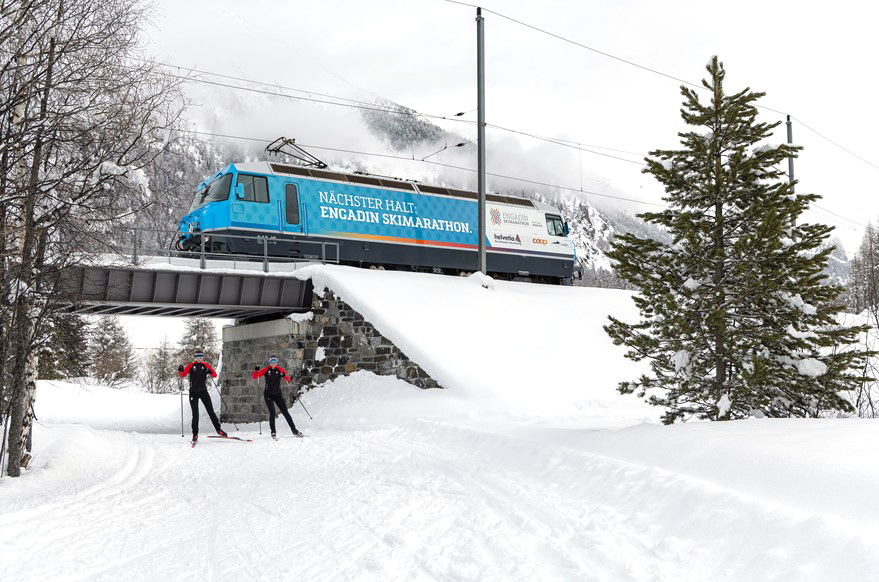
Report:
264,391,296,434
189,391,221,436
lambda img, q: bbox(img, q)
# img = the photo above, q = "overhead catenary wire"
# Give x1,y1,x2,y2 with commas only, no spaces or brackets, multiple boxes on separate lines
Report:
485,123,646,166
808,207,859,232
162,71,460,120
439,0,878,173
442,0,704,92
791,116,879,173
810,202,867,230
163,63,382,110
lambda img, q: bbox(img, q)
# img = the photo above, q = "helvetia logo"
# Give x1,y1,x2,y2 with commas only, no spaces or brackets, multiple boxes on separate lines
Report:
489,207,502,226
493,233,522,245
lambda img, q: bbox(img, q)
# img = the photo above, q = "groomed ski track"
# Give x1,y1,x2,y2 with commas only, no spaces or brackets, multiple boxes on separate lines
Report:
2,265,879,581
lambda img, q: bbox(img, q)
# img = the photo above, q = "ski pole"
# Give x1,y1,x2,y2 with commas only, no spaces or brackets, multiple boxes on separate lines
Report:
290,369,313,419
293,393,313,420
255,366,263,434
177,371,185,438
211,379,239,431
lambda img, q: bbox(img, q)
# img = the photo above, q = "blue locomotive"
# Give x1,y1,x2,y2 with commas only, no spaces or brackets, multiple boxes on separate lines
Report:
177,162,580,284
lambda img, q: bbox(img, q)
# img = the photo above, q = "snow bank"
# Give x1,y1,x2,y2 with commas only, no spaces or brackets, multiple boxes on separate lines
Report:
301,264,657,425
34,380,217,433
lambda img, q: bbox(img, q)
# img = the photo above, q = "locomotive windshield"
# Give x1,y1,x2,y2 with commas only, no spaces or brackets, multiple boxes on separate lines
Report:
189,173,232,211
545,214,565,237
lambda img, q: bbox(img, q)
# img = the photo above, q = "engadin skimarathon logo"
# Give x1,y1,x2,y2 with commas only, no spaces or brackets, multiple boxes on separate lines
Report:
493,233,522,245
501,211,529,226
489,207,529,227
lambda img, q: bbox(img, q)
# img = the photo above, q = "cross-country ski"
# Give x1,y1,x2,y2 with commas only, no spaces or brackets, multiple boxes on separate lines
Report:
206,435,253,443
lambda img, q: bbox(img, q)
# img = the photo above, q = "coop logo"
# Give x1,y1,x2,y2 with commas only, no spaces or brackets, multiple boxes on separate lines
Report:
532,238,548,245
489,207,502,225
493,233,522,245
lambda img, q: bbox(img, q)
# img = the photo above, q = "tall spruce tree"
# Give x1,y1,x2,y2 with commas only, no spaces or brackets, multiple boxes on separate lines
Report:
604,56,872,423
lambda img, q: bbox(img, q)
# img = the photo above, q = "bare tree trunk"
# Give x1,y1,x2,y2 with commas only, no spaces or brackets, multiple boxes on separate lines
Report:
4,0,33,477
6,314,37,476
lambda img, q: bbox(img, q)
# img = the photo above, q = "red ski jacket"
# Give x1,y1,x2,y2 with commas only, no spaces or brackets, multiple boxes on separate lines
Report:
252,366,291,394
179,362,217,393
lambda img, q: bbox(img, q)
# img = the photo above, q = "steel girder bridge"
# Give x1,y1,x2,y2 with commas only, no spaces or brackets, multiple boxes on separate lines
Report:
54,261,314,322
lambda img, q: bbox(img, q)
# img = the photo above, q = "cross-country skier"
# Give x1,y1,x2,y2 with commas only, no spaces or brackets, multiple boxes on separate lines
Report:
252,355,303,439
178,351,227,445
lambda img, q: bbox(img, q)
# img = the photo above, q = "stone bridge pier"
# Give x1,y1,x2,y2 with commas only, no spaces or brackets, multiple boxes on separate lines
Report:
219,290,440,424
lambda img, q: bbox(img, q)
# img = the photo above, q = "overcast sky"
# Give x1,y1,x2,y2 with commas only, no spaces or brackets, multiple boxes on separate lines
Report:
146,0,879,255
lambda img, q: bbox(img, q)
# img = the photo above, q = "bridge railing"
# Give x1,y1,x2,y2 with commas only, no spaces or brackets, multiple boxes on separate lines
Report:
112,228,340,273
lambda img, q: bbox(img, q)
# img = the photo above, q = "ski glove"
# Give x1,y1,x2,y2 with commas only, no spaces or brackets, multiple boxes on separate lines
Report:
254,366,260,371
178,365,184,372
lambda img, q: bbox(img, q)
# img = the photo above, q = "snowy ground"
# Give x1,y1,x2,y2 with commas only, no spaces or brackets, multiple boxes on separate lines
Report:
3,267,879,581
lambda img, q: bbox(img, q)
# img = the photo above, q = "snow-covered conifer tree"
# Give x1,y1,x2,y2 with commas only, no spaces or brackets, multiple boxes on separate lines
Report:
847,223,879,313
176,318,220,367
90,317,135,386
604,56,872,423
37,313,91,380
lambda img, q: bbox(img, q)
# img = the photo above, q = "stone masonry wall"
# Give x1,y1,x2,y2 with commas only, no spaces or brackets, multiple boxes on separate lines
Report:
299,290,440,390
220,319,309,424
220,289,440,423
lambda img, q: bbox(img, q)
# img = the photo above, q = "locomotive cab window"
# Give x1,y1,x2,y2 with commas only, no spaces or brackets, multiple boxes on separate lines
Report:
191,173,232,210
285,183,300,225
236,174,269,203
546,214,565,237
